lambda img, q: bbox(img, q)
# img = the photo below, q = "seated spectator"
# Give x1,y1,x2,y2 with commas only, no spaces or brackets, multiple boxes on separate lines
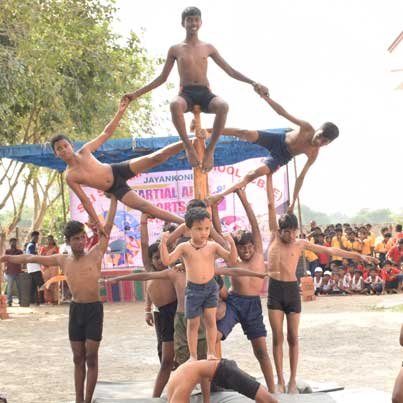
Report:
321,271,333,295
387,238,403,266
330,272,345,295
374,232,392,266
350,270,368,295
381,260,401,294
364,267,383,295
313,267,323,295
342,267,352,290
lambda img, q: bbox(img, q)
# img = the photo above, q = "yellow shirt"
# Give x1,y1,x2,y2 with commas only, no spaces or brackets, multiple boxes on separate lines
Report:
331,236,347,261
360,239,371,255
374,240,390,254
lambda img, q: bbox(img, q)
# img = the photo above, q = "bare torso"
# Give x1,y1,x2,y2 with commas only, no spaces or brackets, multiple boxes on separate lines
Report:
267,234,303,281
61,249,103,303
285,126,319,159
230,252,265,296
147,277,177,308
168,270,186,313
181,241,217,284
65,149,114,191
172,41,213,87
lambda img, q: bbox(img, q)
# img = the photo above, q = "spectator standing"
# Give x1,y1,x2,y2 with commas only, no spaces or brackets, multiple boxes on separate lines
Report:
387,238,403,266
39,235,60,304
25,231,44,305
374,232,392,266
4,238,23,307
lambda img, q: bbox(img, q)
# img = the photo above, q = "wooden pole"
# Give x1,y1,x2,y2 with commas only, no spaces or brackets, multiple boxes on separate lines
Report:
0,232,9,319
192,106,209,200
60,172,67,224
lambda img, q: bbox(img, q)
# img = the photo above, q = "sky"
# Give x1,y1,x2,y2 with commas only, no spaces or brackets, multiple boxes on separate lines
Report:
112,0,403,215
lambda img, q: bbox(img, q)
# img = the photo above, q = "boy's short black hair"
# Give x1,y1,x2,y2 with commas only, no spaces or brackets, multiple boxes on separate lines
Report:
50,133,73,151
384,233,392,238
9,237,17,242
31,231,40,237
185,207,210,228
181,6,201,23
63,221,84,241
186,199,207,211
320,122,339,142
232,230,254,246
396,224,402,232
162,223,177,233
278,213,298,231
148,242,161,260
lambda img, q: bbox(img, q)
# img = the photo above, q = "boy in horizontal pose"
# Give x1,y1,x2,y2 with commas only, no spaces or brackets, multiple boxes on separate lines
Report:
1,197,117,403
167,358,278,403
206,95,339,213
50,98,185,235
124,6,267,171
160,208,238,361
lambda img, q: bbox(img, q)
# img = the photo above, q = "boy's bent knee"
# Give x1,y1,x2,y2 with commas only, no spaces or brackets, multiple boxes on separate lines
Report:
254,347,269,361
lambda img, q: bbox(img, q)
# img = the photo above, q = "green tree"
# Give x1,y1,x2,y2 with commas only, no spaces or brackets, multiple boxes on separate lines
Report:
0,0,159,238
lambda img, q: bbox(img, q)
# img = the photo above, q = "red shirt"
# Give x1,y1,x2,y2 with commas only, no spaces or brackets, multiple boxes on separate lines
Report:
387,246,403,265
5,248,23,275
381,267,401,281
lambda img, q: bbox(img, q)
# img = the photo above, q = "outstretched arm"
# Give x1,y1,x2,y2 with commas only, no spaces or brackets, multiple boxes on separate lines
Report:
97,196,118,254
124,47,176,101
236,188,263,253
215,266,267,279
82,98,129,153
0,253,63,267
288,155,317,213
210,46,268,95
266,175,278,233
105,269,170,284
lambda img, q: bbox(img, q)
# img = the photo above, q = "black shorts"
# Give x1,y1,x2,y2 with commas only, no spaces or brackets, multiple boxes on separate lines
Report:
267,278,301,315
158,300,177,342
106,162,134,200
179,85,216,113
213,359,260,399
69,301,103,342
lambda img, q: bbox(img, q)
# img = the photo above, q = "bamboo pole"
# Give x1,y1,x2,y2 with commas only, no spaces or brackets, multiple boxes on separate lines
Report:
191,106,209,200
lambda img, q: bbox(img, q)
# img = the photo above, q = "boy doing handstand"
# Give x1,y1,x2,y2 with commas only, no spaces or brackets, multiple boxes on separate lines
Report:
1,197,117,403
160,207,238,360
124,6,267,172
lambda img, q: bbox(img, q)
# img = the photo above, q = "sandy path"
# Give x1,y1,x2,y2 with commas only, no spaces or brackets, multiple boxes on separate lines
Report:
0,294,402,402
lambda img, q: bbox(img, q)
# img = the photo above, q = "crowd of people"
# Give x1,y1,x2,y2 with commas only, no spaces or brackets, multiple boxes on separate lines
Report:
302,222,403,296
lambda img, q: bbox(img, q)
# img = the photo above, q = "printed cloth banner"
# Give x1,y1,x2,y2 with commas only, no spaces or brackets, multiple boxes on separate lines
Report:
70,158,289,270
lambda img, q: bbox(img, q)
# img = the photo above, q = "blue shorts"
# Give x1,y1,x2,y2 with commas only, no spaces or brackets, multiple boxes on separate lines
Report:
254,130,292,172
217,293,267,341
185,278,219,319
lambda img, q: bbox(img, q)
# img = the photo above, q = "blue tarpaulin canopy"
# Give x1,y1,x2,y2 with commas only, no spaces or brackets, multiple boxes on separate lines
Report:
0,130,288,172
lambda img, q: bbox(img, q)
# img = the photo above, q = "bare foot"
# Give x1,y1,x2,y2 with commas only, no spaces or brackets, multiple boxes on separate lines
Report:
187,355,197,362
276,383,286,393
287,381,298,394
202,150,214,172
205,194,224,206
185,144,200,168
207,353,219,360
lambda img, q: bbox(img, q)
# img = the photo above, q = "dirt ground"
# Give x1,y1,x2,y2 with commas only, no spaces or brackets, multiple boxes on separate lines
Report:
1,294,402,403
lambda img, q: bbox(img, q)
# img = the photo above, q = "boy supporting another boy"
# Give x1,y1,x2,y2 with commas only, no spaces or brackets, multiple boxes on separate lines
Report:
1,197,117,403
160,208,238,360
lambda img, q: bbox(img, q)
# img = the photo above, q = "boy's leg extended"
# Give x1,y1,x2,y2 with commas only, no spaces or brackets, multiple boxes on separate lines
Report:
70,341,86,403
251,337,276,393
208,165,271,205
170,95,200,168
84,339,101,403
153,341,174,397
286,313,300,394
268,309,286,392
121,191,184,224
187,316,201,360
203,96,229,172
203,307,218,359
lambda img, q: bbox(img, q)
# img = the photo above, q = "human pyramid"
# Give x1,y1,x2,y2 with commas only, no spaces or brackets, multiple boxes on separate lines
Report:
0,7,379,403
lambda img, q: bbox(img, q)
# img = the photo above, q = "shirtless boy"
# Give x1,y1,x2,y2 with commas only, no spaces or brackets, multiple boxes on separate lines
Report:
167,359,278,403
124,6,267,172
50,98,185,234
265,176,377,393
160,208,238,361
1,197,117,403
207,95,339,213
213,188,275,393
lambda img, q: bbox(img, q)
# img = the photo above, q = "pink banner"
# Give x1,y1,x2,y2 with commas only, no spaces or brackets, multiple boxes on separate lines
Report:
70,158,289,270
